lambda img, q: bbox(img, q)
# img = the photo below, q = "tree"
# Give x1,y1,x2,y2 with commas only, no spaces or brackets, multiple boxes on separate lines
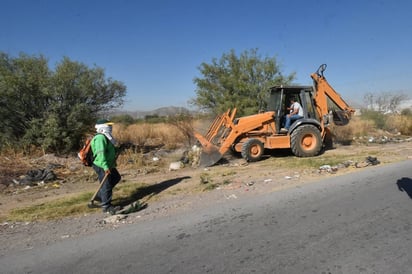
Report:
191,49,295,116
363,91,408,113
0,53,126,153
363,92,374,110
0,53,51,148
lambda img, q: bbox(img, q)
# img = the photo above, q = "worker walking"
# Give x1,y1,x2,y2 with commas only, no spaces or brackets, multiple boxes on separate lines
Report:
284,97,304,130
91,119,121,215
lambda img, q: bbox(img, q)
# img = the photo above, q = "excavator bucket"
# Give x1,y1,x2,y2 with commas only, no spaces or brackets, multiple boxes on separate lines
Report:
332,110,351,126
194,109,236,167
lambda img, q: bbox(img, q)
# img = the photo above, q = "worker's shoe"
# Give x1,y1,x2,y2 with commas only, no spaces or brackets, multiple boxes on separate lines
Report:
102,205,121,215
280,128,288,132
94,195,102,203
87,202,102,209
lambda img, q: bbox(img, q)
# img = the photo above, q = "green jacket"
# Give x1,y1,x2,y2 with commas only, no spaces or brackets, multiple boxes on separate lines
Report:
91,134,116,171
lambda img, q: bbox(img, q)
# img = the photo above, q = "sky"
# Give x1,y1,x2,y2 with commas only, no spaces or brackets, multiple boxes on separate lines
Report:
2,0,412,111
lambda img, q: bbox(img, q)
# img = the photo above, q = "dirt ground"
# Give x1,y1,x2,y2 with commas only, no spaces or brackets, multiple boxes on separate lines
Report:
0,140,411,255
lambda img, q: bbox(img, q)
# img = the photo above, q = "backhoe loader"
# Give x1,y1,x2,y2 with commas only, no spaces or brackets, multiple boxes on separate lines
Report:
194,64,355,167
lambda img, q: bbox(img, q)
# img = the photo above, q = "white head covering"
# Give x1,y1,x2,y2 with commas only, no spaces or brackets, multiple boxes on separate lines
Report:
95,119,116,145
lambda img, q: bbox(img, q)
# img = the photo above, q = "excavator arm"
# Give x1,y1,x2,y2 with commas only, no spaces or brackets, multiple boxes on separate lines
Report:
311,64,355,126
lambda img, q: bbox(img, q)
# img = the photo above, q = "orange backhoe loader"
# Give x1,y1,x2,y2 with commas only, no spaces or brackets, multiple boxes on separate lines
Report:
194,64,355,167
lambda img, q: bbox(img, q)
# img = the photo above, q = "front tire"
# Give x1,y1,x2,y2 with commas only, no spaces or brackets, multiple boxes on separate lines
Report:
241,139,264,162
290,125,322,157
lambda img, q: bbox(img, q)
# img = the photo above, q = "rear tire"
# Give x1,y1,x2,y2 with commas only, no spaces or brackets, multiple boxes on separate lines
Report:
241,139,264,162
290,125,322,157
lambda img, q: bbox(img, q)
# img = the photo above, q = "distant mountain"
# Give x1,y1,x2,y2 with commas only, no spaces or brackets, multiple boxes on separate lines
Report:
110,106,193,119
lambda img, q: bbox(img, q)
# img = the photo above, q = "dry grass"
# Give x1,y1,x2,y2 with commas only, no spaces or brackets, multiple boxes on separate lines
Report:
114,123,189,149
329,114,412,144
385,115,412,135
330,116,374,143
0,151,36,188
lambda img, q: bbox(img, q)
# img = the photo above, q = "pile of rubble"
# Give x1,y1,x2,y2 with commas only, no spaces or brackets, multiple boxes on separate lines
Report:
12,164,59,186
319,156,380,174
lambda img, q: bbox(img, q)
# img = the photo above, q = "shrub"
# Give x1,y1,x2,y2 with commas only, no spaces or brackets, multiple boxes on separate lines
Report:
330,116,374,144
401,108,412,116
331,124,353,145
360,109,385,129
111,114,136,126
384,115,412,135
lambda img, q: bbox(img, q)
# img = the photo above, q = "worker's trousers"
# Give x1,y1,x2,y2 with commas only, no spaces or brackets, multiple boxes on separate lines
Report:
92,165,121,208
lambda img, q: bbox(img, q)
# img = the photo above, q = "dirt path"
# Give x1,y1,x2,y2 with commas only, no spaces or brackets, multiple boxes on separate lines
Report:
0,141,411,255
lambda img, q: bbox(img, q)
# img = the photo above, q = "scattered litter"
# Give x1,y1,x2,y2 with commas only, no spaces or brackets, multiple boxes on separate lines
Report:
355,156,380,168
317,156,380,171
339,160,353,168
169,161,183,171
285,176,292,180
246,181,255,186
367,156,380,165
225,194,238,199
121,201,146,214
103,214,128,224
263,179,272,183
318,164,340,174
61,235,70,239
319,165,332,172
14,168,57,186
186,145,201,166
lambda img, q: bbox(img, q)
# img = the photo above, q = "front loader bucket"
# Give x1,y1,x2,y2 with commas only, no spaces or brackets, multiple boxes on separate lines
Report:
194,132,222,167
199,145,222,167
194,109,237,167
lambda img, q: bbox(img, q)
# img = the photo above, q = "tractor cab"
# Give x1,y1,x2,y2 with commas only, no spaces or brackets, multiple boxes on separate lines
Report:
268,86,318,133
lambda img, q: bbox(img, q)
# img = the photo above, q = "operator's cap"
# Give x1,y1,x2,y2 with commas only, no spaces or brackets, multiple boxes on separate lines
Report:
96,118,114,125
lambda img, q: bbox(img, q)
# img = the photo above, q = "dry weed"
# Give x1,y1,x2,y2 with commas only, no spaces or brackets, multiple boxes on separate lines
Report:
330,117,374,144
384,115,412,135
114,123,188,149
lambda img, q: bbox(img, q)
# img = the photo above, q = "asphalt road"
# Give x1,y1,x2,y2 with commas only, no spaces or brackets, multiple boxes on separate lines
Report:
2,160,412,274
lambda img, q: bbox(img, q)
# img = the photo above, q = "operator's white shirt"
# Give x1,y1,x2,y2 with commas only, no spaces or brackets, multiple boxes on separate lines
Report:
291,102,304,116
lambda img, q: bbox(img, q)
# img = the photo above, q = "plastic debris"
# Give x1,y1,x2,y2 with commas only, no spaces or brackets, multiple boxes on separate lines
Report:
169,161,183,171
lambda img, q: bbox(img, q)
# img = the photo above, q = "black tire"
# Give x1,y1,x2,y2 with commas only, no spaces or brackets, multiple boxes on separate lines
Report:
241,139,264,162
290,124,322,157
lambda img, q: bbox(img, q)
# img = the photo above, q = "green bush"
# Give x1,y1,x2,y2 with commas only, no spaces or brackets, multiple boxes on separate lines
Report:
111,114,136,126
0,53,126,154
360,109,385,129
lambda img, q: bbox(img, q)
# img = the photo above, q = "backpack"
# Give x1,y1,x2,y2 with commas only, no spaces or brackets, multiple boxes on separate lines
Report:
78,135,95,166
